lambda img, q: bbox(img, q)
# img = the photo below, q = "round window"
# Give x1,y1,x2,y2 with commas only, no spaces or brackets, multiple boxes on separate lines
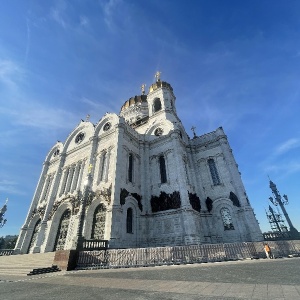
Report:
103,122,111,131
154,128,163,136
75,132,85,144
53,149,60,157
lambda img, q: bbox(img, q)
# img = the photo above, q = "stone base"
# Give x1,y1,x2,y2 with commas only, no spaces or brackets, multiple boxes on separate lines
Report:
53,250,78,271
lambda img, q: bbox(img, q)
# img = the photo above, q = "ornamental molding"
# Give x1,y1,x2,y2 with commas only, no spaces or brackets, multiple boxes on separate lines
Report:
48,193,80,220
86,185,112,207
30,204,47,220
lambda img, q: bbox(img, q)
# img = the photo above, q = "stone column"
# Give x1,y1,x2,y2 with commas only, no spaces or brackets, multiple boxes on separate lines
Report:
170,131,189,208
108,124,125,248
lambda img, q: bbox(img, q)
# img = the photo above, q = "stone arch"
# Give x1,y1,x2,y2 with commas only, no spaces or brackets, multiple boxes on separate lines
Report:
144,120,175,138
212,198,241,242
61,121,95,154
91,204,107,239
27,217,42,253
53,208,72,251
84,199,107,239
122,196,139,237
220,207,235,230
94,113,119,137
45,141,63,163
45,202,72,251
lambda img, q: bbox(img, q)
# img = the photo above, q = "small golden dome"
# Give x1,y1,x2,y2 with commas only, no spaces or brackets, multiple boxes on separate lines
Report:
120,95,148,112
149,80,173,93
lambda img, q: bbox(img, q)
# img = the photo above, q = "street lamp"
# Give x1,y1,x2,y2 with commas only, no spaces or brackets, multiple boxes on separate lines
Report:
268,180,299,239
0,198,8,228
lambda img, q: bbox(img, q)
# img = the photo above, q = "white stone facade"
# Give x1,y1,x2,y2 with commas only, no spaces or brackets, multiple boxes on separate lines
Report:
15,78,263,254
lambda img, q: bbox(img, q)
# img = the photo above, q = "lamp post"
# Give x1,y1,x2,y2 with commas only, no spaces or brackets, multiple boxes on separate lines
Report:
269,180,299,239
0,198,8,229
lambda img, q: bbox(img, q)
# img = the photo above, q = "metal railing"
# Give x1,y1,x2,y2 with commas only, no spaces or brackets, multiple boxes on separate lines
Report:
76,240,300,270
0,249,14,256
81,239,108,251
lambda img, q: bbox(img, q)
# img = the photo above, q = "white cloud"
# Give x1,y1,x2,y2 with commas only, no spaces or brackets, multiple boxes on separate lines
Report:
274,138,300,156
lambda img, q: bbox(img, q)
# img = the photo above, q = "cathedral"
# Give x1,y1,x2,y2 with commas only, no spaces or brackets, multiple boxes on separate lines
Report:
15,73,263,254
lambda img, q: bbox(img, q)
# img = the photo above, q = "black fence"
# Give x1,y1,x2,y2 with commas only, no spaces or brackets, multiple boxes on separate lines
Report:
76,240,300,269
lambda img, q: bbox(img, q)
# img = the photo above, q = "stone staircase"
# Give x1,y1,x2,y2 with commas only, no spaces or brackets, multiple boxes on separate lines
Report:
0,252,56,277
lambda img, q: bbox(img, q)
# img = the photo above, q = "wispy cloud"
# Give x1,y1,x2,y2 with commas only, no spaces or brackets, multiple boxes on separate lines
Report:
0,180,25,196
80,16,89,27
274,138,300,156
50,0,68,29
25,17,31,63
0,102,78,131
13,106,77,130
51,8,66,28
81,97,116,118
102,0,122,31
264,160,300,177
0,60,23,90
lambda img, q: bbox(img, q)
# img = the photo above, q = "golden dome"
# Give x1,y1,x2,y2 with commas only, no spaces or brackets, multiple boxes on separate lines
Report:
120,95,148,112
149,80,173,93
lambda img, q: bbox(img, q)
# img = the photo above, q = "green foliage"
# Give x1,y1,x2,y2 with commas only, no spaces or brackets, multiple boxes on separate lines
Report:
0,235,18,249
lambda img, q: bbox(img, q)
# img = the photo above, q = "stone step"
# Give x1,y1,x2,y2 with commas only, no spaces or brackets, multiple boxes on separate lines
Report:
0,252,56,277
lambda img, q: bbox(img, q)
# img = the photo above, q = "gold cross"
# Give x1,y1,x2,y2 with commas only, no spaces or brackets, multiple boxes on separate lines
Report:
155,71,161,82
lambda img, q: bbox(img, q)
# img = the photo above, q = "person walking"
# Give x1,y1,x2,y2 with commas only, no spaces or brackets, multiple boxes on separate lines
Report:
264,243,273,259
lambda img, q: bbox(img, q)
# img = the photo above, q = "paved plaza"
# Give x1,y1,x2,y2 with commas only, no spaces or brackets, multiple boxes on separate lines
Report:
1,258,300,299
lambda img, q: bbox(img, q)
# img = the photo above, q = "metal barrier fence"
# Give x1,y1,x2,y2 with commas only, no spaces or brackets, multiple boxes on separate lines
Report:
0,249,14,256
76,240,300,269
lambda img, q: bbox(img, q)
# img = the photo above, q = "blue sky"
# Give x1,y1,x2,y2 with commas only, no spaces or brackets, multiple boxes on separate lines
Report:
1,0,300,236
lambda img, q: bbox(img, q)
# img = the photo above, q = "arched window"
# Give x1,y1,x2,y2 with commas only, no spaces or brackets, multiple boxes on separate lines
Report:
54,209,71,251
42,176,52,202
220,208,235,230
159,155,167,184
65,166,75,193
100,152,107,181
91,204,106,239
153,98,162,112
60,168,70,195
126,208,133,233
27,219,41,253
208,158,221,185
128,153,133,183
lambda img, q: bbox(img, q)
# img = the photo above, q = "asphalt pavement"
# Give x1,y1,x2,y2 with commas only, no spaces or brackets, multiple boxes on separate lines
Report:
1,257,300,299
